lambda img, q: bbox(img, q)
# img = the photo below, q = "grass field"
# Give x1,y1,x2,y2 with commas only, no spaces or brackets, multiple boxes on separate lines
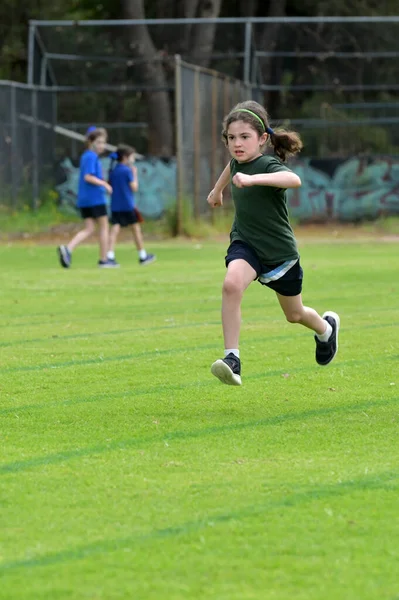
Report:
1,238,398,600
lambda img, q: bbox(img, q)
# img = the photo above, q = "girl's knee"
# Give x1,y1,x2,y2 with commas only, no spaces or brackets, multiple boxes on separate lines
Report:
223,275,244,296
98,218,109,232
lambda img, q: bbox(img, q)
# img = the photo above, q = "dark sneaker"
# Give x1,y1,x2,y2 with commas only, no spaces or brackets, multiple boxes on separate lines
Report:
98,259,119,268
105,258,120,268
57,245,71,268
315,311,340,366
211,353,242,386
139,254,156,266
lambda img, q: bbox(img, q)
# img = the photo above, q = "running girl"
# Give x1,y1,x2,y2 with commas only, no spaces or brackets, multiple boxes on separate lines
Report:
207,100,340,386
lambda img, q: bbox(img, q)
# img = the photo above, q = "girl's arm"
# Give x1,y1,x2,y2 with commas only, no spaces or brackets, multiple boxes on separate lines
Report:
207,163,230,207
213,163,230,193
232,171,301,189
129,166,139,193
84,174,112,194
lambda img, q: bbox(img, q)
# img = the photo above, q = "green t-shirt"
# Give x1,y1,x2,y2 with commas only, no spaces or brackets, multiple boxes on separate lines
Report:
230,154,299,265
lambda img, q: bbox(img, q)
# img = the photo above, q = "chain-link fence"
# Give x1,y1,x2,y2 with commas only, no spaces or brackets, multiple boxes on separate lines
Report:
29,17,399,161
174,56,399,228
4,17,399,220
0,82,56,209
175,57,259,231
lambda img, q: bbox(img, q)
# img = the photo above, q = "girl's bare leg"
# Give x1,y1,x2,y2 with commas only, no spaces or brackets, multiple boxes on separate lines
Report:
67,218,95,251
132,223,144,251
221,259,257,348
276,293,327,335
97,215,109,262
109,224,121,254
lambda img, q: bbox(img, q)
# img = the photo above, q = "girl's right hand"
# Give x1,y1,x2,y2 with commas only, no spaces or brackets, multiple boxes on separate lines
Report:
207,189,223,207
104,182,113,195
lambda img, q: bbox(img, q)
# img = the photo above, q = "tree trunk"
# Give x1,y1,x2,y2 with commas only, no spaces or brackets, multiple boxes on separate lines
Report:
179,0,200,55
122,0,173,157
190,0,223,67
256,0,287,112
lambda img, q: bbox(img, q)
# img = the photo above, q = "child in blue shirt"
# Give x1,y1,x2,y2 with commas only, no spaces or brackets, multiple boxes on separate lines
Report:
107,144,155,266
57,128,116,269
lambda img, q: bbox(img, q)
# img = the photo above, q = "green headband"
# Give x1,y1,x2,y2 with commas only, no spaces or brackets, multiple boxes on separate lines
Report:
231,108,274,135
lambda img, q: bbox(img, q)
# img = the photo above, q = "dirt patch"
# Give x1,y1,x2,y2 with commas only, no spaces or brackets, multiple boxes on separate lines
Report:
1,222,399,245
294,223,399,244
0,224,166,245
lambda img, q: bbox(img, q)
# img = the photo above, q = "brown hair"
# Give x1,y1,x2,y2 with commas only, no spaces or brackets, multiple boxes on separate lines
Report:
115,143,135,162
222,100,303,162
85,127,108,148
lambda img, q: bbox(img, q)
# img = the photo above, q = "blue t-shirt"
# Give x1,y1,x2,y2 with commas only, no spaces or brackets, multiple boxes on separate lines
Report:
109,163,135,212
77,150,106,208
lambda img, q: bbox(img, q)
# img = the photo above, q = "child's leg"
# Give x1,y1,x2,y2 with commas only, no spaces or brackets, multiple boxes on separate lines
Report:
276,292,340,366
67,218,95,251
132,223,156,264
222,259,257,349
131,223,144,251
108,224,120,254
276,292,327,335
211,259,256,386
97,215,109,262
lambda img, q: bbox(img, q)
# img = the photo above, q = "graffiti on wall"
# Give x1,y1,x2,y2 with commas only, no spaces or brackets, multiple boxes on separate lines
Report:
56,156,176,219
56,155,399,221
287,156,399,221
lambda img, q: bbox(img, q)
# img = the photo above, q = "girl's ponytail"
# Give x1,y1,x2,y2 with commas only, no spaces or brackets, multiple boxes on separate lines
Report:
108,151,118,184
268,128,303,162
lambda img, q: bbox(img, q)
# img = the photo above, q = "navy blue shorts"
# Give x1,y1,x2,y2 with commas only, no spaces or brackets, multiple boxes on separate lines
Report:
110,210,139,227
225,240,303,297
80,204,107,219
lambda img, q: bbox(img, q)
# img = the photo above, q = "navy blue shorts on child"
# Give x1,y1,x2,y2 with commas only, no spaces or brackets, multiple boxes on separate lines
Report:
225,240,303,297
80,204,108,219
110,210,139,227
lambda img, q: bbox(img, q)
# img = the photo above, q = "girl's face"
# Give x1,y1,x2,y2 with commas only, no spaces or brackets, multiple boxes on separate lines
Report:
91,135,106,155
226,120,267,163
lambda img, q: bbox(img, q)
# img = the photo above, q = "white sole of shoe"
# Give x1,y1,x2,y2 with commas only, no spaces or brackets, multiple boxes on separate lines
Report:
322,310,340,364
211,359,242,386
100,264,120,268
140,256,156,266
98,264,120,268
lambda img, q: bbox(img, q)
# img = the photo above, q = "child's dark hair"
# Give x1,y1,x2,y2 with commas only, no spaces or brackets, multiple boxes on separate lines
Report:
108,144,136,182
113,144,136,162
222,100,303,162
86,127,108,148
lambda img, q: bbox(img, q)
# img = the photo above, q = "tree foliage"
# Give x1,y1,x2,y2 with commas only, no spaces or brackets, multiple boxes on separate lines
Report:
1,0,398,155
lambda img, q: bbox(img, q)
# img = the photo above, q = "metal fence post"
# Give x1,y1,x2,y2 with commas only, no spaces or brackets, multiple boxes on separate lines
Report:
27,23,36,84
40,55,48,86
31,88,39,209
174,54,184,236
243,21,252,85
51,88,57,161
210,76,218,223
193,67,201,221
10,85,18,209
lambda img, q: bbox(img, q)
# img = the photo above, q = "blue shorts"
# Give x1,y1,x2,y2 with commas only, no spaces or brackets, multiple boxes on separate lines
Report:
225,240,303,297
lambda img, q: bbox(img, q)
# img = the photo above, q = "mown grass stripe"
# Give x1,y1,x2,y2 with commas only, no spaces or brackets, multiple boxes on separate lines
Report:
1,469,397,572
1,396,397,475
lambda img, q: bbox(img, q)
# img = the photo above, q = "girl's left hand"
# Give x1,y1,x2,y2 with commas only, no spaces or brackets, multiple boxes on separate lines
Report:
232,172,253,188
